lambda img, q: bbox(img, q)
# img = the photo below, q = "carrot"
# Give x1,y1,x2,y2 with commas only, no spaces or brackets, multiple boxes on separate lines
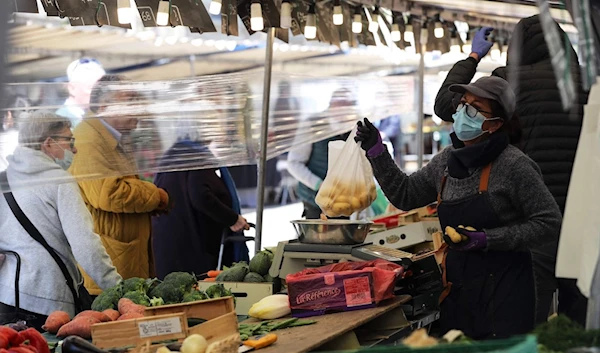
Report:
118,298,145,315
203,277,217,282
207,270,222,278
102,309,120,321
41,311,70,334
117,312,144,321
73,310,111,322
56,317,100,339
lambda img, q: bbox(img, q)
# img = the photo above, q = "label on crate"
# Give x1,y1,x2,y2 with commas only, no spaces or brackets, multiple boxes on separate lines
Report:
343,276,372,307
138,317,182,338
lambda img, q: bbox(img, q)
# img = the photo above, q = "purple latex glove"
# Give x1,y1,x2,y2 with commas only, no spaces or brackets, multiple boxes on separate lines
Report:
355,118,385,157
471,27,494,60
444,227,488,251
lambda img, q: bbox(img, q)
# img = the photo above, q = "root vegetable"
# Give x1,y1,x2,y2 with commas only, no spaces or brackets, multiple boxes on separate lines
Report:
56,317,101,339
203,278,216,282
117,312,144,321
181,334,208,353
102,309,120,321
73,311,111,323
42,311,70,334
207,271,222,278
118,298,146,315
445,226,468,243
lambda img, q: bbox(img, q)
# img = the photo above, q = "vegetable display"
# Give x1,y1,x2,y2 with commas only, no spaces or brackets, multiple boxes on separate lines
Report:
535,315,600,353
238,318,316,341
212,250,276,284
0,326,49,353
248,295,291,320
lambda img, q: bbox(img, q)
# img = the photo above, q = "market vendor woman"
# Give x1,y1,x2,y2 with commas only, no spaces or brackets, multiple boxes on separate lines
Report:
355,77,561,339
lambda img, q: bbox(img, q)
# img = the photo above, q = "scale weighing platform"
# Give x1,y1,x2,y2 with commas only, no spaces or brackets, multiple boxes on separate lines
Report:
269,241,414,279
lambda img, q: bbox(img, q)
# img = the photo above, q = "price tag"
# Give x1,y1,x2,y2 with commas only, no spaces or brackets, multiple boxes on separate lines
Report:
138,317,183,338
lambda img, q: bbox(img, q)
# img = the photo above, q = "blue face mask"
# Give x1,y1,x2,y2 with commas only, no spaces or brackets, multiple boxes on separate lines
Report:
452,105,499,142
55,149,74,170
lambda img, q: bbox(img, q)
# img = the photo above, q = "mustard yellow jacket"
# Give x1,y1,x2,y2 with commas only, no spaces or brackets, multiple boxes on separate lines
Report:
69,119,160,295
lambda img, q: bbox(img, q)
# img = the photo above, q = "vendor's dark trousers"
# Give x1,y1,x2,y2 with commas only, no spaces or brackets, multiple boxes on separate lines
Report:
533,254,588,326
302,202,349,220
0,302,47,332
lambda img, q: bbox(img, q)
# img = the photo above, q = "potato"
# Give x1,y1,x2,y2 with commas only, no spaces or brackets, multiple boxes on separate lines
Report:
350,196,362,210
335,195,349,203
332,202,352,215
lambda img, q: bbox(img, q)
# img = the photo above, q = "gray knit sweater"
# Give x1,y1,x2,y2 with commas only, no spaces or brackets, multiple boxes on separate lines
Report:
369,146,562,251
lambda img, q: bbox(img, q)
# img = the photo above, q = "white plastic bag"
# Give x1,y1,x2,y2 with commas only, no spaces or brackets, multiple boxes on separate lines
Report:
315,127,377,217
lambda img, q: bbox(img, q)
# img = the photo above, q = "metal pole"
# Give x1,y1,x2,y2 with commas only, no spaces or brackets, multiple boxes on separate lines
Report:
416,43,425,169
255,27,276,253
189,55,196,77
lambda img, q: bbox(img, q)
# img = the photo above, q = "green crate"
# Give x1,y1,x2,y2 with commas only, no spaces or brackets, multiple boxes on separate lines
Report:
333,335,538,353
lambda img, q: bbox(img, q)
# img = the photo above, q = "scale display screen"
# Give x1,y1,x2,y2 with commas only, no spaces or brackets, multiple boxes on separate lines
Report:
353,244,413,262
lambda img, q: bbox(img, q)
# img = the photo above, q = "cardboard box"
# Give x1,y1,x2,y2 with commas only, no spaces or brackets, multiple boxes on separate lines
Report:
196,282,274,316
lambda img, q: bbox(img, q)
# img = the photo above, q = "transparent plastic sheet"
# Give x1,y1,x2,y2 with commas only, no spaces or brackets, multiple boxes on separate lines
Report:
0,71,415,192
315,127,377,217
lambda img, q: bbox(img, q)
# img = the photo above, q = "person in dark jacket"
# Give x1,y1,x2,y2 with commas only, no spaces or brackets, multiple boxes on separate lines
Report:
356,75,562,339
433,16,589,325
152,127,250,279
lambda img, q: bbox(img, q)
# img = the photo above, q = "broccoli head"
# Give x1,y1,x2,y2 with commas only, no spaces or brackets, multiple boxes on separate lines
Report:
205,284,229,299
91,285,122,311
182,290,208,303
149,297,165,307
122,277,148,294
163,272,197,293
148,281,184,304
122,290,151,306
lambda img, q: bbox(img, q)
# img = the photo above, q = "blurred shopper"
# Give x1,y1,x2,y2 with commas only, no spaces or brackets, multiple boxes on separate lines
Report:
56,58,105,127
1,94,31,171
287,89,356,219
69,75,169,295
374,115,402,163
152,120,250,279
0,111,121,328
434,16,589,325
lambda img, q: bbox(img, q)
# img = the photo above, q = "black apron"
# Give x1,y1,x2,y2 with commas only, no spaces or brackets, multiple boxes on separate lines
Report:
437,163,535,340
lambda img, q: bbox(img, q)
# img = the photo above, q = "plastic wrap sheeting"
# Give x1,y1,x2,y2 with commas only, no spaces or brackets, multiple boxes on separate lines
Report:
0,71,415,191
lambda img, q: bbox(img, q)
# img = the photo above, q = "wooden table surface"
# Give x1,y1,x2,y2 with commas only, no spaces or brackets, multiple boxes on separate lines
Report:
241,295,411,353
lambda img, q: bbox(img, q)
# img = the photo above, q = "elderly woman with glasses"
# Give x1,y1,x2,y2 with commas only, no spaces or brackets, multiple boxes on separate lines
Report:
0,111,121,330
355,76,561,339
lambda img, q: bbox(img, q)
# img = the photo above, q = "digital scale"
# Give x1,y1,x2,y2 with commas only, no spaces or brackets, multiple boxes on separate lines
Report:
269,241,415,279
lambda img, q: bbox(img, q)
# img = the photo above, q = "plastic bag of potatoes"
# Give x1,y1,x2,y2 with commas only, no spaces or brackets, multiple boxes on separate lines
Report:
315,127,377,217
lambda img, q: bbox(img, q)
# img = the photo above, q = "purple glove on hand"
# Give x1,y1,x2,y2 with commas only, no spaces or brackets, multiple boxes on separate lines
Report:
471,27,494,60
355,118,385,157
444,226,488,251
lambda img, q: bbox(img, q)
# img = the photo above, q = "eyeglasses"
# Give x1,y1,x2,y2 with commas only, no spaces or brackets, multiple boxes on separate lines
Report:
455,103,492,119
78,58,100,65
51,135,76,149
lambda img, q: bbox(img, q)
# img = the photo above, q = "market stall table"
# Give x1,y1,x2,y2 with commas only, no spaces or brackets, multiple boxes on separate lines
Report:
241,295,412,353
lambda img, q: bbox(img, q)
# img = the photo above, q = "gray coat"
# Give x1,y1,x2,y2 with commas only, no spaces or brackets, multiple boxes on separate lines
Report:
0,147,121,317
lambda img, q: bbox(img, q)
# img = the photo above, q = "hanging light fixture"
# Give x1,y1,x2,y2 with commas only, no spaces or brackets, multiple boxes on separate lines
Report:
280,0,292,28
369,6,380,33
251,0,264,31
209,0,222,15
156,0,170,26
333,0,343,26
404,22,414,42
117,0,132,24
391,14,402,42
304,3,317,39
352,7,362,34
434,21,444,38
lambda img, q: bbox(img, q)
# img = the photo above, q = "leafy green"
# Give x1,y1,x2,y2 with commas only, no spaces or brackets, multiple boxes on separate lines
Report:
122,290,151,306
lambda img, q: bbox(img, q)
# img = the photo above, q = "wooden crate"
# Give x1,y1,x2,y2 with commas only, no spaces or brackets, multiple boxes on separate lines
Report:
196,282,273,315
91,297,238,351
144,296,235,321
